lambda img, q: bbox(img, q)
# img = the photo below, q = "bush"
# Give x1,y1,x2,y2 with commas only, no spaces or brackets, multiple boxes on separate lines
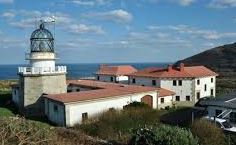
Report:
0,117,54,145
129,125,198,145
76,108,162,143
123,101,150,109
191,119,227,145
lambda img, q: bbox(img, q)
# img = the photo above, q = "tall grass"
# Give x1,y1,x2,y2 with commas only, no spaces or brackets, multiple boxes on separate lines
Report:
75,107,164,143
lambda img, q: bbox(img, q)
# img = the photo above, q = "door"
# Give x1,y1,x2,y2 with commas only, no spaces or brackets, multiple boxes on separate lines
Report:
141,95,153,108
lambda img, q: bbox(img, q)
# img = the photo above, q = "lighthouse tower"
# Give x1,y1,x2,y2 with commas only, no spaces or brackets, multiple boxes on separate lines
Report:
14,21,67,115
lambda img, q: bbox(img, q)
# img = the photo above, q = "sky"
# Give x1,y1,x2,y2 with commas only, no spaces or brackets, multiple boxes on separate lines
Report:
0,0,236,64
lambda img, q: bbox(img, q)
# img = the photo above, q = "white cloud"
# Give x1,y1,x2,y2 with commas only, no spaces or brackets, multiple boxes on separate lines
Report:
209,0,236,8
0,0,13,4
174,0,196,6
67,24,105,34
6,10,72,29
83,9,132,23
70,0,111,6
2,11,15,19
148,25,236,40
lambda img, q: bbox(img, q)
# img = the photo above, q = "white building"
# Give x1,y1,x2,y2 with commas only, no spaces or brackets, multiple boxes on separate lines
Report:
128,63,218,106
198,91,236,124
44,80,175,126
12,21,67,115
95,65,137,84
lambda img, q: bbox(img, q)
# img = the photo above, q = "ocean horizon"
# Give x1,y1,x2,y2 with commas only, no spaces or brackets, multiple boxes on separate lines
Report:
0,62,171,80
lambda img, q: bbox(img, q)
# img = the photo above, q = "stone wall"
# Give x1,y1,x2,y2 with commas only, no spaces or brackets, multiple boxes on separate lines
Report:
19,73,66,116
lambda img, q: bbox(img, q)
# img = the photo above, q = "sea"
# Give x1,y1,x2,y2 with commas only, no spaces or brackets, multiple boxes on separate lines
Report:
0,63,169,80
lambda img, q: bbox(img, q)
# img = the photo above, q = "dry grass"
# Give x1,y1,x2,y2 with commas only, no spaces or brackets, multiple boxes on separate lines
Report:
0,117,108,145
191,119,227,145
75,107,165,144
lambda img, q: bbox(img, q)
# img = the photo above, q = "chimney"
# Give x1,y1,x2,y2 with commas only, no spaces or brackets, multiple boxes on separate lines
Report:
99,64,107,69
168,64,173,72
180,63,184,72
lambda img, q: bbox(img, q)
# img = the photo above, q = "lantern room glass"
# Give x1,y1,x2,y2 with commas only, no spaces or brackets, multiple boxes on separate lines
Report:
30,22,54,52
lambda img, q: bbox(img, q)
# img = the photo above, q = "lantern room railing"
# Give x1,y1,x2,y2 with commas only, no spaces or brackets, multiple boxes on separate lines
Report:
18,66,67,75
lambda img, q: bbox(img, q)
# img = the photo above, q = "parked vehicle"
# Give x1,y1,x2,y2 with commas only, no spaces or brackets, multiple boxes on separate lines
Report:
203,116,236,133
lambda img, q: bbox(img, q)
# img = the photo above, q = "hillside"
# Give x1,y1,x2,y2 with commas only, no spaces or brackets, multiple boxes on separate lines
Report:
175,42,236,92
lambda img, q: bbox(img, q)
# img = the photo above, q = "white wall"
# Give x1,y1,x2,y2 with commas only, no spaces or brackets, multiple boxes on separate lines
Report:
160,79,193,102
130,76,216,104
12,87,19,105
194,76,216,102
45,98,65,126
157,95,173,109
116,76,129,84
31,60,55,69
63,91,157,126
96,74,129,84
129,77,161,87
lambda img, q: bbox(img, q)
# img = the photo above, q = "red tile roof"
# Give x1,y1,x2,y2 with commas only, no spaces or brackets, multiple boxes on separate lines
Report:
45,80,174,103
129,64,218,78
96,65,137,76
45,84,157,103
67,79,122,89
157,88,175,97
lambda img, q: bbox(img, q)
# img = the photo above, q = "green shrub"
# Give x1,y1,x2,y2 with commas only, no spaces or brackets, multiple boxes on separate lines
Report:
123,101,150,109
129,125,199,145
76,108,162,143
191,119,227,145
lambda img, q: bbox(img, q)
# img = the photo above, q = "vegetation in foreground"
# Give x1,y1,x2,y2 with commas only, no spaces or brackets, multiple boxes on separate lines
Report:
0,117,107,145
129,125,198,145
0,80,235,145
76,103,166,143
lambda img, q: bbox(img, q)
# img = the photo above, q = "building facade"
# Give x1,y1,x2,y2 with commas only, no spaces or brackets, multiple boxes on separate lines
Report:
95,65,137,84
128,64,218,106
44,80,175,126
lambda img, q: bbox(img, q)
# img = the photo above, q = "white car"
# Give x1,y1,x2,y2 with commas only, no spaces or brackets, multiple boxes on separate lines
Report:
203,116,236,133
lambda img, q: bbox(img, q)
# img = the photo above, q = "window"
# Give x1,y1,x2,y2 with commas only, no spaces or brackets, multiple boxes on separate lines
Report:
132,78,136,84
161,98,164,103
197,80,200,85
196,92,200,100
173,80,177,86
53,105,58,112
110,77,114,82
82,112,88,122
186,96,190,101
152,80,156,86
204,84,207,91
215,110,222,118
97,76,100,80
211,89,214,96
175,96,180,101
230,112,236,123
211,78,214,83
178,80,182,86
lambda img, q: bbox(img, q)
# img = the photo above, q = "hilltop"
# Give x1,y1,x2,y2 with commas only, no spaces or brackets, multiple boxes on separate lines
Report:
175,42,236,91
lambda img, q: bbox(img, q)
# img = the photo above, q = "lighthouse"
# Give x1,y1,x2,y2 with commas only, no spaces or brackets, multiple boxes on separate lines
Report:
12,20,67,116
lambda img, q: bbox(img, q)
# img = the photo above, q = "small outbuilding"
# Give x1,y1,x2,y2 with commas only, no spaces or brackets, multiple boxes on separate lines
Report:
44,80,174,126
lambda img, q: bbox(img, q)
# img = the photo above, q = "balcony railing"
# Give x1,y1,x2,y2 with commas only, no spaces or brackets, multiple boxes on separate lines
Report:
18,66,67,75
